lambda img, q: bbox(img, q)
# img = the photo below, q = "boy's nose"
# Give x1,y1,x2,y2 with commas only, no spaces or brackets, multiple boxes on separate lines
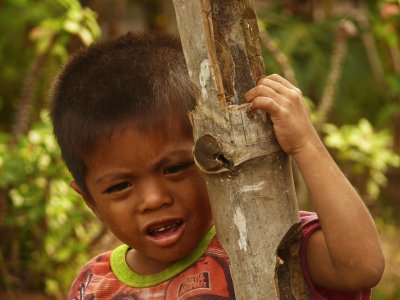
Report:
136,178,173,212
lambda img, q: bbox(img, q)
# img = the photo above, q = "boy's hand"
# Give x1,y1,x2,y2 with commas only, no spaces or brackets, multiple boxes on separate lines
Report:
244,74,318,156
245,78,384,291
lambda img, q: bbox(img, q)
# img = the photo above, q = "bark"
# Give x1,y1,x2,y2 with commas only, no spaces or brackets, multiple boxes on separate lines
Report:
172,1,309,299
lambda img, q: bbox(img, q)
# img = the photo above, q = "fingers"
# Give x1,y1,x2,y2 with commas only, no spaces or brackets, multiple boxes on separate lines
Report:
251,96,281,115
261,74,298,91
245,84,285,104
244,74,302,112
243,74,314,155
258,77,301,99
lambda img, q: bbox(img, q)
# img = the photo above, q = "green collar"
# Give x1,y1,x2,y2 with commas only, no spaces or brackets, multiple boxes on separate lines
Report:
110,226,216,288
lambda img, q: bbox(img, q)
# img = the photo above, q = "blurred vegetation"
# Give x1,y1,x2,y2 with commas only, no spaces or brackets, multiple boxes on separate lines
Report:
0,0,102,298
0,0,399,299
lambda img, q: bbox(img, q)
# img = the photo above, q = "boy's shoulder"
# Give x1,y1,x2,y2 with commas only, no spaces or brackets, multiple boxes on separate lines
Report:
67,250,115,299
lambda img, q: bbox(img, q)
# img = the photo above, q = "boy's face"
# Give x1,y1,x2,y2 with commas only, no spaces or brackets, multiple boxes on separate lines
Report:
75,121,213,273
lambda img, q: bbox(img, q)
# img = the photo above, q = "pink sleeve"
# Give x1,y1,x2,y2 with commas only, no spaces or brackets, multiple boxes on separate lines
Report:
299,211,372,300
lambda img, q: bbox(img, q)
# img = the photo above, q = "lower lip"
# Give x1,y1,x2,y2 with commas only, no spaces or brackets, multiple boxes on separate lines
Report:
145,222,186,247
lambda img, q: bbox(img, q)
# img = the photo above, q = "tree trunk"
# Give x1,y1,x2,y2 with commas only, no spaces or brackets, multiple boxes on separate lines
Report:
172,1,309,299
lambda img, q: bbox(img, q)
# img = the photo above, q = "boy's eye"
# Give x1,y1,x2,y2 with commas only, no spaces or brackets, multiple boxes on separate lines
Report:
164,162,193,175
105,182,131,194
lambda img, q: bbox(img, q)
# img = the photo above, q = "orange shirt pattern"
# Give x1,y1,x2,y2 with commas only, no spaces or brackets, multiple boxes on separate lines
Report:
69,212,372,300
69,238,235,300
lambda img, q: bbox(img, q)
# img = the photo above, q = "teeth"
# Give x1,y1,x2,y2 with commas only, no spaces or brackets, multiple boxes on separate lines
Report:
155,224,173,232
149,221,181,234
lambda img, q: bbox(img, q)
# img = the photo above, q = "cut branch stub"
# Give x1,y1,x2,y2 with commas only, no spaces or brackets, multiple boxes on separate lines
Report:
194,134,237,174
194,134,225,173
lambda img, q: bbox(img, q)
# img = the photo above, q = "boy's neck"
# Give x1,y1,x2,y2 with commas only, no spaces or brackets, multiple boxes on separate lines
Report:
126,248,175,275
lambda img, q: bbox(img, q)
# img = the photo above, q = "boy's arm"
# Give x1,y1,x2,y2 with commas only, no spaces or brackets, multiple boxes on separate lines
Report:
244,74,385,291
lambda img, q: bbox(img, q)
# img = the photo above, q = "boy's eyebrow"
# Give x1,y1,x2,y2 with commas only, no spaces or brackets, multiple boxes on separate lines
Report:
95,172,132,186
153,149,194,170
94,149,194,185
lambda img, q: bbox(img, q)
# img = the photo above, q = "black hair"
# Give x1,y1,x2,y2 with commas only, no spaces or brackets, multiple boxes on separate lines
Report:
49,31,196,201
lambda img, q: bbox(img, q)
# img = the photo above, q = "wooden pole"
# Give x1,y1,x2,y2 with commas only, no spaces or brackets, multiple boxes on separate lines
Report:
172,1,309,299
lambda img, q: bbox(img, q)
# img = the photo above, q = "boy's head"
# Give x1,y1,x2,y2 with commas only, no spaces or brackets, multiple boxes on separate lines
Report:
50,32,213,271
50,31,196,200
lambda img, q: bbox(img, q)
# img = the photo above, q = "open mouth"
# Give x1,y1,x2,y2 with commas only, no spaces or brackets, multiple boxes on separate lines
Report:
147,220,184,237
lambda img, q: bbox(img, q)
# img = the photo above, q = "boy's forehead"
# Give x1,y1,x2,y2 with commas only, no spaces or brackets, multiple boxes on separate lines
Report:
79,118,193,160
120,118,193,139
84,119,194,163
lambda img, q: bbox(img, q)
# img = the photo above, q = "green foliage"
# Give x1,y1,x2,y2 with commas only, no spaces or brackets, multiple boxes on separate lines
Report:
0,0,100,130
30,0,101,58
0,0,52,129
258,1,400,126
0,112,100,297
323,119,400,199
0,0,102,297
372,218,400,299
258,1,400,202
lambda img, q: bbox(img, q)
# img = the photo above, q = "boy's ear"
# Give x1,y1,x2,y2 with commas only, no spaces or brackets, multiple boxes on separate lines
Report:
70,180,103,221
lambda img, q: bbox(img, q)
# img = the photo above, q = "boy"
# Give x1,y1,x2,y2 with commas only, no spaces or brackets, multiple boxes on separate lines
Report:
49,32,384,299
